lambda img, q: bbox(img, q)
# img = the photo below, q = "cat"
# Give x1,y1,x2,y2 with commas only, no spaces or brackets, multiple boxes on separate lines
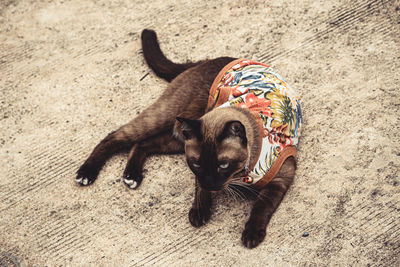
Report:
75,29,302,248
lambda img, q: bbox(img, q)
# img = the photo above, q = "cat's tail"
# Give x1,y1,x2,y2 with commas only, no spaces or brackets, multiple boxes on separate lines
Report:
141,29,202,82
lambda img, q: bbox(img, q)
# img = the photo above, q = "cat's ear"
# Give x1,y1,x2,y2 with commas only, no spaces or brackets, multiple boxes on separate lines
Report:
176,117,201,140
219,121,247,146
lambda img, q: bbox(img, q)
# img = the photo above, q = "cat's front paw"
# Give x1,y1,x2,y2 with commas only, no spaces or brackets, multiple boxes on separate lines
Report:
122,166,143,189
75,163,99,186
188,207,211,227
241,225,266,249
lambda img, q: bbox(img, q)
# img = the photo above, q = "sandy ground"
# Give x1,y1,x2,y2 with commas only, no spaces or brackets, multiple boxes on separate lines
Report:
1,0,399,266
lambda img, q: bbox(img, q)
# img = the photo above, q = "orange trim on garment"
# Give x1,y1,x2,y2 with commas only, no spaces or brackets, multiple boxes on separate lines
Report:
215,86,232,107
207,58,245,109
248,110,264,170
252,146,297,190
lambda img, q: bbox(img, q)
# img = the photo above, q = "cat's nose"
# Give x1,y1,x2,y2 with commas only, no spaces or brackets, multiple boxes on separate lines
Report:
202,185,223,192
201,176,224,191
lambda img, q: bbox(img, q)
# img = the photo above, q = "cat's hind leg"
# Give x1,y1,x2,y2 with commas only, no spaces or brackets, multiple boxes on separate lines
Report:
76,128,136,186
76,104,176,186
123,132,184,189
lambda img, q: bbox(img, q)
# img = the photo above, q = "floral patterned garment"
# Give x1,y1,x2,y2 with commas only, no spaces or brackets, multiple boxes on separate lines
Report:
208,59,302,188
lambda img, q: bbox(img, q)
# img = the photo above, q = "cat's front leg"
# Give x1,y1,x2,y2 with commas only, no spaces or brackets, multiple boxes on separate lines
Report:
189,181,212,227
242,180,287,248
242,157,296,248
241,188,271,248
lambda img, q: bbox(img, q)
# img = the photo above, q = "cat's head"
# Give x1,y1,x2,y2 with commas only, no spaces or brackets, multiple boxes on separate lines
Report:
176,108,253,191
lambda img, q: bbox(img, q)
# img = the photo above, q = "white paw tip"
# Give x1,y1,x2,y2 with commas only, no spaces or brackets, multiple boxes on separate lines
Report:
129,181,138,189
124,178,134,185
82,178,88,185
129,181,137,188
75,178,83,183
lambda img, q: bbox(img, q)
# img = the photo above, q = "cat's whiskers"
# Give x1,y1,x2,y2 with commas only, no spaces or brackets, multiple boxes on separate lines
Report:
228,186,244,202
230,185,247,201
232,182,260,195
229,181,259,197
225,187,238,202
230,186,243,202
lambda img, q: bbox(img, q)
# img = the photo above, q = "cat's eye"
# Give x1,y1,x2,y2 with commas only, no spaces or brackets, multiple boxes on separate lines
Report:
219,162,229,169
192,163,200,168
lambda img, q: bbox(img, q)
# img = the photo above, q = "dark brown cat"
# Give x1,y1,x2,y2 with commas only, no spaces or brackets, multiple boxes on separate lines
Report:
76,29,300,248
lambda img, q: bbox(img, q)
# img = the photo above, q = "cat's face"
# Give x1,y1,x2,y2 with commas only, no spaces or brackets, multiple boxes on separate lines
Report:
177,117,248,191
